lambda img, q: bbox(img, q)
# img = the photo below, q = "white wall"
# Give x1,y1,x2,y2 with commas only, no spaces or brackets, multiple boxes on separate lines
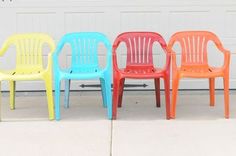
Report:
0,0,236,90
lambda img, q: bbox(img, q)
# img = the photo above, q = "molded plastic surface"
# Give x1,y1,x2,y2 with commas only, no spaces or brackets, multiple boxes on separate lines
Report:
112,32,171,119
0,33,55,120
53,32,112,120
168,31,230,118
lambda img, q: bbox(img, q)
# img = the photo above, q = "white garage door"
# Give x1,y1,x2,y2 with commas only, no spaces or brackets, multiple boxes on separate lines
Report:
0,0,236,91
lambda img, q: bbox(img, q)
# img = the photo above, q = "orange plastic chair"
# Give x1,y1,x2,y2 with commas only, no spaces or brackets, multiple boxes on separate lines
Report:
112,32,171,119
168,31,230,119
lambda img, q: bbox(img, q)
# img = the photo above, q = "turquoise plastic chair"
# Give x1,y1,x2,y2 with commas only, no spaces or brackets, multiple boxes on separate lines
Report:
53,32,112,120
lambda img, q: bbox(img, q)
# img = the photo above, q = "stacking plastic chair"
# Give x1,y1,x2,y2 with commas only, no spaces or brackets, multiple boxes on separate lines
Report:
168,31,230,118
0,33,55,120
112,32,171,119
53,32,112,120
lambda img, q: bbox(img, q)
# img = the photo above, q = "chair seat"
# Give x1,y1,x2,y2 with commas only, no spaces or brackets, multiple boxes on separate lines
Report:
0,69,44,80
60,68,104,80
119,67,165,78
178,67,224,78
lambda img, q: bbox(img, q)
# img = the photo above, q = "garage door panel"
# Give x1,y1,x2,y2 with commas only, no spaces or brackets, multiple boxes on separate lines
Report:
0,1,236,90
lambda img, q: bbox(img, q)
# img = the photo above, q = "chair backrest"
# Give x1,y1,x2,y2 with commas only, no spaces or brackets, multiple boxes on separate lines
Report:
58,32,111,72
168,31,221,67
113,32,167,70
2,33,55,71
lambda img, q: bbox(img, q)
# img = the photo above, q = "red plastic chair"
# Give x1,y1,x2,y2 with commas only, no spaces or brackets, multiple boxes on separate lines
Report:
112,32,171,119
168,31,230,119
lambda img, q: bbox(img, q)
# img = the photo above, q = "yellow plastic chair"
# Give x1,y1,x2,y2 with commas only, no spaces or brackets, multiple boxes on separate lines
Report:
0,33,55,121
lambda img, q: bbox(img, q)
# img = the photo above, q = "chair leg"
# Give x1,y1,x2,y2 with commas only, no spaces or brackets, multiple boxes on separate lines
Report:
55,80,61,121
171,77,179,119
104,77,112,120
209,78,215,106
223,77,229,119
10,81,16,110
164,77,171,120
100,78,107,108
45,77,54,120
64,79,71,108
112,78,120,120
154,78,161,107
118,78,125,108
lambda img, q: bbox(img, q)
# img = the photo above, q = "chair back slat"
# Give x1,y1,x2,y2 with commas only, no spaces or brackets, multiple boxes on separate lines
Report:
114,32,167,70
5,33,54,71
169,31,221,68
60,32,110,72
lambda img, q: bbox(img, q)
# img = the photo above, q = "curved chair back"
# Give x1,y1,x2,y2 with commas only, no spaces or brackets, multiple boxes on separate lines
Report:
168,31,223,68
55,32,111,73
1,33,55,72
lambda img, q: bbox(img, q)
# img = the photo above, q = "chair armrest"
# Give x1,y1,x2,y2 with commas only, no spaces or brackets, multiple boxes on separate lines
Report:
54,39,67,57
112,44,121,72
222,50,230,71
0,48,7,57
103,43,112,72
214,42,230,70
52,51,61,72
0,39,11,57
170,49,178,71
46,53,53,72
162,48,171,72
52,39,67,72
